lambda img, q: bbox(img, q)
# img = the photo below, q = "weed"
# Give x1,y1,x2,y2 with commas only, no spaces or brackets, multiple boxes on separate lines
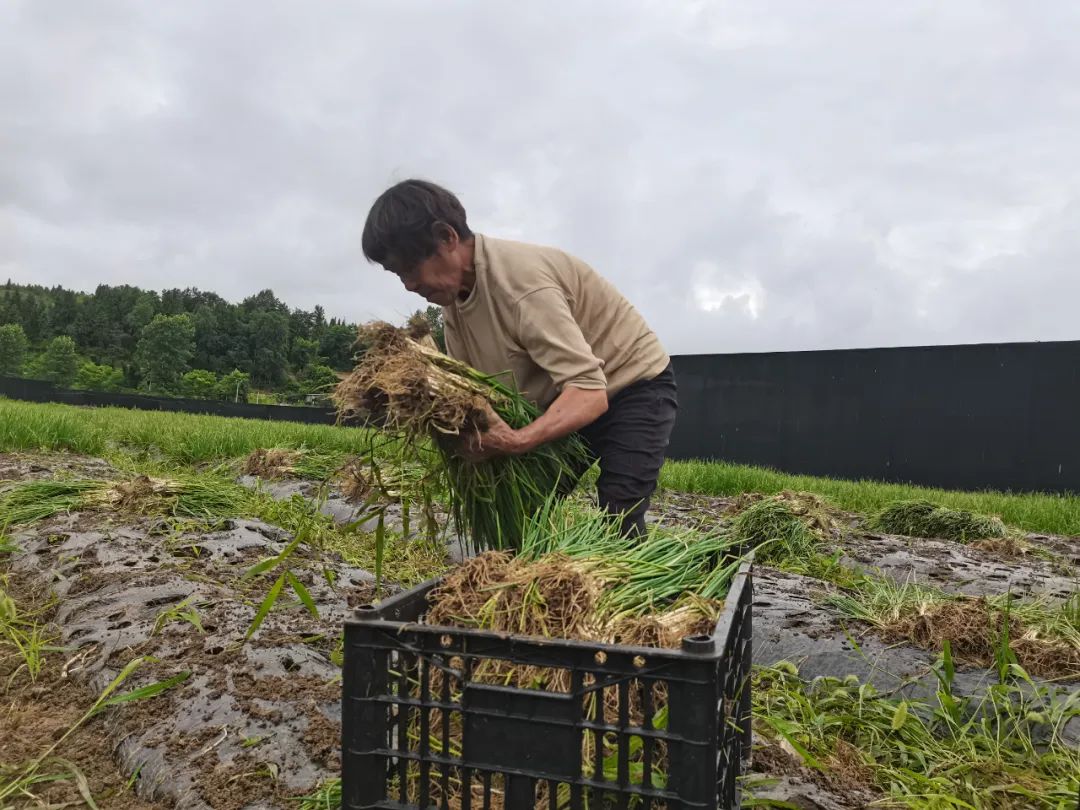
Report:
242,534,320,640
0,579,62,685
753,660,1080,808
151,596,206,636
0,657,189,806
297,778,341,810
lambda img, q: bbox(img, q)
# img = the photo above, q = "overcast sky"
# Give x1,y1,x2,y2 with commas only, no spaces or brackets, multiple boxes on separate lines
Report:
3,1,1079,354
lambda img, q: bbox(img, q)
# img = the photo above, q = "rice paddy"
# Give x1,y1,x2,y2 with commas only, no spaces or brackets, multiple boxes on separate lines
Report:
0,398,1077,809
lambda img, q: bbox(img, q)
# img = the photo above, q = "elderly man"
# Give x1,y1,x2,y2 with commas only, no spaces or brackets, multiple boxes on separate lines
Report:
362,179,677,536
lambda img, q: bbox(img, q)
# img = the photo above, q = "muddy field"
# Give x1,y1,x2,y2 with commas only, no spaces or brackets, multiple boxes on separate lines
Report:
2,453,1078,809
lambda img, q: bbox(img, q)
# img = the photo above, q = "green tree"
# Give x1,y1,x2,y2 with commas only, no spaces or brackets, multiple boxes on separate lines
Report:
46,287,78,340
242,289,289,315
125,292,159,334
40,335,80,387
312,304,327,338
135,313,196,392
75,361,124,392
246,310,289,386
319,322,357,370
0,323,29,375
290,336,319,370
180,369,218,399
411,306,445,351
301,364,340,399
216,369,251,402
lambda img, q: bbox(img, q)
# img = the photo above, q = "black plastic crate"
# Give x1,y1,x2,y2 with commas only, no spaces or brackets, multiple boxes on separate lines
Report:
342,560,753,810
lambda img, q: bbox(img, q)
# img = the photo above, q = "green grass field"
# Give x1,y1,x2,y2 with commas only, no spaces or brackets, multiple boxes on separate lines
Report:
3,397,1078,535
0,397,373,463
661,460,1080,536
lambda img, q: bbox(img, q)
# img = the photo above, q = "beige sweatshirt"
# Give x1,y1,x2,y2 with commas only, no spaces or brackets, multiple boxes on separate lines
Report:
443,234,670,408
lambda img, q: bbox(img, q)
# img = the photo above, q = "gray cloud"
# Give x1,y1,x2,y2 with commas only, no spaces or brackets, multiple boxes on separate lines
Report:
2,0,1079,352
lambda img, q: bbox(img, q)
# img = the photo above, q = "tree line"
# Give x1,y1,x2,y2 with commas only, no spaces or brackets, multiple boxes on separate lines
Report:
0,281,444,404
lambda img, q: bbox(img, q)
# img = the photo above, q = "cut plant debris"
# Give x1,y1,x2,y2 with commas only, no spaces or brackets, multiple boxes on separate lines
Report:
241,447,344,481
869,498,1006,541
826,578,1080,679
0,474,259,527
753,659,1080,809
730,490,844,564
332,322,591,551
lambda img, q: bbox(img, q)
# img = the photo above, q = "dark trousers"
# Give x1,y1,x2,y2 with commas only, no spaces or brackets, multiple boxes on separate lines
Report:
572,363,678,537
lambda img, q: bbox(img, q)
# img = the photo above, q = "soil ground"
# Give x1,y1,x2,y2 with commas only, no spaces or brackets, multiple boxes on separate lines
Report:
2,453,1077,809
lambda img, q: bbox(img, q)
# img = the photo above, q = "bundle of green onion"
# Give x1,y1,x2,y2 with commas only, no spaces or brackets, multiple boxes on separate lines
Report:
427,499,746,649
0,475,256,527
332,322,591,552
405,502,749,806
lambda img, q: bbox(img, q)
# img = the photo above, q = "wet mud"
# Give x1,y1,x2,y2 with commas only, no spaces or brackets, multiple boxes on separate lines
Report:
8,513,375,809
3,459,1077,809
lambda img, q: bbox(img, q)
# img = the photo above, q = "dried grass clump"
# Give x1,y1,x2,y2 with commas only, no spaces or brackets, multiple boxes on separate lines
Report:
242,448,301,479
610,602,718,649
426,550,722,652
882,598,1080,679
91,475,182,510
427,552,608,641
967,536,1029,557
870,499,1006,542
338,457,427,505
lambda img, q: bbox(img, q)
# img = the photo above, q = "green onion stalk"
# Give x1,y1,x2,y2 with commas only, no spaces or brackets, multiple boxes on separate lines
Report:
489,497,746,622
333,323,591,552
0,475,257,527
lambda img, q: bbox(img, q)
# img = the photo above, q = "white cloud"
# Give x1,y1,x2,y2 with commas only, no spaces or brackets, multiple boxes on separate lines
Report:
1,0,1078,352
692,263,766,319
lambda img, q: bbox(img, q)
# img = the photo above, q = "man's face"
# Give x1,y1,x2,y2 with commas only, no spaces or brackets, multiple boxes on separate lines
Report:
387,238,465,307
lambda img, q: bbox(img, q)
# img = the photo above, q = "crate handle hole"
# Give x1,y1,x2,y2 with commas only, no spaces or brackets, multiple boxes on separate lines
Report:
594,651,607,665
633,655,646,668
682,634,716,653
440,634,453,648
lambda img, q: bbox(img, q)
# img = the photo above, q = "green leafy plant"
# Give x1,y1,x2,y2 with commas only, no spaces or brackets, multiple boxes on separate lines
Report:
241,505,323,640
752,660,1080,808
0,658,189,807
151,596,206,636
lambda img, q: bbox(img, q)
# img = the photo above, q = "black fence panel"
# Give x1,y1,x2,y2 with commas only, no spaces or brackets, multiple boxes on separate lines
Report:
4,338,1079,493
0,375,338,426
668,340,1080,493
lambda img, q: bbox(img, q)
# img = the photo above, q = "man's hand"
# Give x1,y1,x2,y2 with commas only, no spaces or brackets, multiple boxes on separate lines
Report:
459,405,525,461
457,387,608,463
